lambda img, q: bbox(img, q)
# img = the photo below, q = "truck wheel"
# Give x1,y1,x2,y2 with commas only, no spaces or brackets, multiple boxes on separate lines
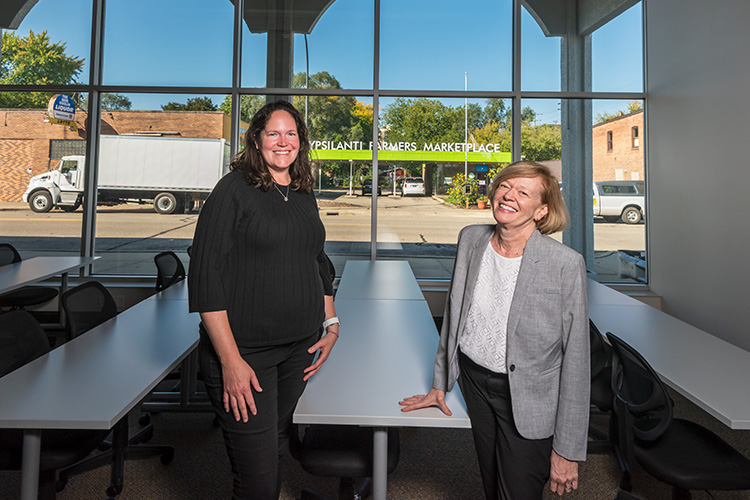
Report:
621,207,642,224
29,190,53,213
154,193,178,214
60,200,82,212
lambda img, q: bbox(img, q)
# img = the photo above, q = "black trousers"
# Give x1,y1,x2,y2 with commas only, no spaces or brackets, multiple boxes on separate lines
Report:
199,332,318,500
458,350,553,500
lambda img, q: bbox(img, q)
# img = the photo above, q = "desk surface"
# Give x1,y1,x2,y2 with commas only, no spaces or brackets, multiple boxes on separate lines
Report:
334,260,426,301
0,256,98,295
295,297,470,428
589,301,750,430
0,298,199,430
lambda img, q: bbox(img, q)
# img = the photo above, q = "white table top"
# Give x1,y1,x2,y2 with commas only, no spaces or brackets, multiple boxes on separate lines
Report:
334,260,426,301
0,298,199,430
0,256,98,294
589,300,750,430
295,297,470,429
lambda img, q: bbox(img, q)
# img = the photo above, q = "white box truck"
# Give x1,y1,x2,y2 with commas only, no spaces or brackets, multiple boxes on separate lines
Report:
22,135,230,214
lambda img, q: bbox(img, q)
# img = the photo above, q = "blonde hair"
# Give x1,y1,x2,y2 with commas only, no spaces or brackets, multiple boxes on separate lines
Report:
487,161,568,235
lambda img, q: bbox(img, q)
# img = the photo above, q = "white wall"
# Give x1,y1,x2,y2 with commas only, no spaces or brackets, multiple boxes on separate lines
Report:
646,0,750,350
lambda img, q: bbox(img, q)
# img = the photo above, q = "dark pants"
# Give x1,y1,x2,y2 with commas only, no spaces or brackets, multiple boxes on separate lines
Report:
458,350,553,500
199,332,318,500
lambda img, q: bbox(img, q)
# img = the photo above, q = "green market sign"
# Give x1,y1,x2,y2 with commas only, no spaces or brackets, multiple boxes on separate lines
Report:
309,140,511,163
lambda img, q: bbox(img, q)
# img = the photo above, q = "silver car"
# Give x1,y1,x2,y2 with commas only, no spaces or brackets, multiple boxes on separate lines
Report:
400,177,425,196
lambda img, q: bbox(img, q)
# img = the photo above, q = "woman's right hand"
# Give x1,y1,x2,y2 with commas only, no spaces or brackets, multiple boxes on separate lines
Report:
221,356,263,423
399,388,452,416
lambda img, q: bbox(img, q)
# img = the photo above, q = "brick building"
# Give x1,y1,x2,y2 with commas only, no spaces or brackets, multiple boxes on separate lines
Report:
591,110,644,182
0,109,233,202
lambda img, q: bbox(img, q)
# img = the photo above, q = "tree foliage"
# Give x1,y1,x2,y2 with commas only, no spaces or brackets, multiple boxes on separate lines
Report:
78,93,132,111
0,30,84,108
595,100,643,124
161,96,217,112
521,124,561,161
219,94,265,124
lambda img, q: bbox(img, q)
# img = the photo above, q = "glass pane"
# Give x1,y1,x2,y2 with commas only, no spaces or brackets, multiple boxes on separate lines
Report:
241,0,373,90
303,94,373,274
92,93,232,275
592,99,645,283
520,97,563,241
103,0,234,87
0,91,85,258
375,96,512,278
592,3,643,92
380,0,512,91
521,5,561,91
1,0,92,85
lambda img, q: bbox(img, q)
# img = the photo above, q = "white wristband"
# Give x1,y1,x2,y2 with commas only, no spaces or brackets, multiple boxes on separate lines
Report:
322,316,340,329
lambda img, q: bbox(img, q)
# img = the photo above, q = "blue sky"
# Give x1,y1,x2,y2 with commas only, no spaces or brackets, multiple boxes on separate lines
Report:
12,0,642,124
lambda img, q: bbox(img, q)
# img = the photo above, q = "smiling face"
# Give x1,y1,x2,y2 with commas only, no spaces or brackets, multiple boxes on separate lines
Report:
256,110,300,181
491,175,549,231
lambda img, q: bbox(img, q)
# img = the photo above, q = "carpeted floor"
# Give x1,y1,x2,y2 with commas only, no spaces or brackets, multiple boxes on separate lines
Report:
2,388,750,499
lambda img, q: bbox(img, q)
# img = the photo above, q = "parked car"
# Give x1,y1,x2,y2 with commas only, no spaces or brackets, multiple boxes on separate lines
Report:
593,180,646,224
361,183,381,196
400,177,425,196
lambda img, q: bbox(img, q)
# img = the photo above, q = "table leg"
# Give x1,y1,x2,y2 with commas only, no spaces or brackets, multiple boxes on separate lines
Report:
372,427,388,500
20,429,41,500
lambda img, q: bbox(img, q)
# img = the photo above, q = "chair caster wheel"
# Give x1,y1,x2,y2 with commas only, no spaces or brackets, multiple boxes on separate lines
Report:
139,413,151,426
161,448,175,465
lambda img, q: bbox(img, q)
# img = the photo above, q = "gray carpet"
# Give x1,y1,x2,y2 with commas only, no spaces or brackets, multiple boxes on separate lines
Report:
1,388,749,499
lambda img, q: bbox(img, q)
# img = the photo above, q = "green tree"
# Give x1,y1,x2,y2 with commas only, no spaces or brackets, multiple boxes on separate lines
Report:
521,124,561,161
79,93,132,111
219,94,265,124
382,97,464,144
161,96,217,111
0,30,84,108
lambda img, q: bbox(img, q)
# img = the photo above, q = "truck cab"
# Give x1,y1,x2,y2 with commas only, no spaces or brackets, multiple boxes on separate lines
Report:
23,156,85,213
592,180,646,224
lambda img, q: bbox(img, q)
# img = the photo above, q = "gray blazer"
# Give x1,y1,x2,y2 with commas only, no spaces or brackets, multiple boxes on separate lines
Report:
433,224,590,461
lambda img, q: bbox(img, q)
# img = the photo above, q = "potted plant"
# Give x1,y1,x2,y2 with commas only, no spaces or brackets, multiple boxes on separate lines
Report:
477,196,488,209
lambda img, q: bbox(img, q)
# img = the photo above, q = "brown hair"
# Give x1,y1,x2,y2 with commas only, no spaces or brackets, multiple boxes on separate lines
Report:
487,161,568,234
230,100,314,192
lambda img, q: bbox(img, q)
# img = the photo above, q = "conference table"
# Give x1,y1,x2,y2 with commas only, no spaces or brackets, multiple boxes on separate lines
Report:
0,284,200,500
587,278,750,430
0,255,99,325
294,260,470,500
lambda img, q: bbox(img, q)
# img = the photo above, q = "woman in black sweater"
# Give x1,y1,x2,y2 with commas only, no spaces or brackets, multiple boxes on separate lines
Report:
188,101,338,500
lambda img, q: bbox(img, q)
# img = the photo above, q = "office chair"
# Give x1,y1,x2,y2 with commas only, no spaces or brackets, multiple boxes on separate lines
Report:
588,320,616,452
0,243,59,311
0,310,110,500
607,332,750,499
154,251,186,292
290,425,400,500
60,280,118,342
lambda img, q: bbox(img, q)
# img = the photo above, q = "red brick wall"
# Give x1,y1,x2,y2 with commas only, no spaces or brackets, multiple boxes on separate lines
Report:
0,109,230,202
592,110,644,182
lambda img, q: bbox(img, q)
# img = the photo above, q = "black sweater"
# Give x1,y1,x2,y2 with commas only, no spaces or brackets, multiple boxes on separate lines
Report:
188,171,333,348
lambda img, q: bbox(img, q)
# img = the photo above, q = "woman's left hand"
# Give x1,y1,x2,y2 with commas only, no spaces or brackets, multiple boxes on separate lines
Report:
303,331,338,381
549,449,578,496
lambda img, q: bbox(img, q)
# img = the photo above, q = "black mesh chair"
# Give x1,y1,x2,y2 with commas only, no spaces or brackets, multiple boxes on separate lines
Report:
0,310,110,500
588,320,616,451
154,251,186,292
56,281,175,497
0,243,59,311
60,281,118,342
607,332,750,499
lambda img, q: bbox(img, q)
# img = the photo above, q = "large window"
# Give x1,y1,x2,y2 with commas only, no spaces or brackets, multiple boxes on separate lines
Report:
0,0,645,283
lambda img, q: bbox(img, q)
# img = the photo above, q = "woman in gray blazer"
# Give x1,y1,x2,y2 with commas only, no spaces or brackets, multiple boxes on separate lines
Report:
400,162,589,500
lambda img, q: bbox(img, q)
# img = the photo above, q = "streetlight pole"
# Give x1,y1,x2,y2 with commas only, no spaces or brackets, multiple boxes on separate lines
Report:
465,71,469,209
349,159,353,196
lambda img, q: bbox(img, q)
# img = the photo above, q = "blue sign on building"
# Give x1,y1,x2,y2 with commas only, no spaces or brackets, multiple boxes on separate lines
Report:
476,164,488,172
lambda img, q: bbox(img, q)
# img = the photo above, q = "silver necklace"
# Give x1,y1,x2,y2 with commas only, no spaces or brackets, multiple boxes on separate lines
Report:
273,182,290,202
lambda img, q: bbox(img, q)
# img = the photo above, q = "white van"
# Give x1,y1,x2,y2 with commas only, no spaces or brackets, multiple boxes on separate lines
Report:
593,181,646,224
